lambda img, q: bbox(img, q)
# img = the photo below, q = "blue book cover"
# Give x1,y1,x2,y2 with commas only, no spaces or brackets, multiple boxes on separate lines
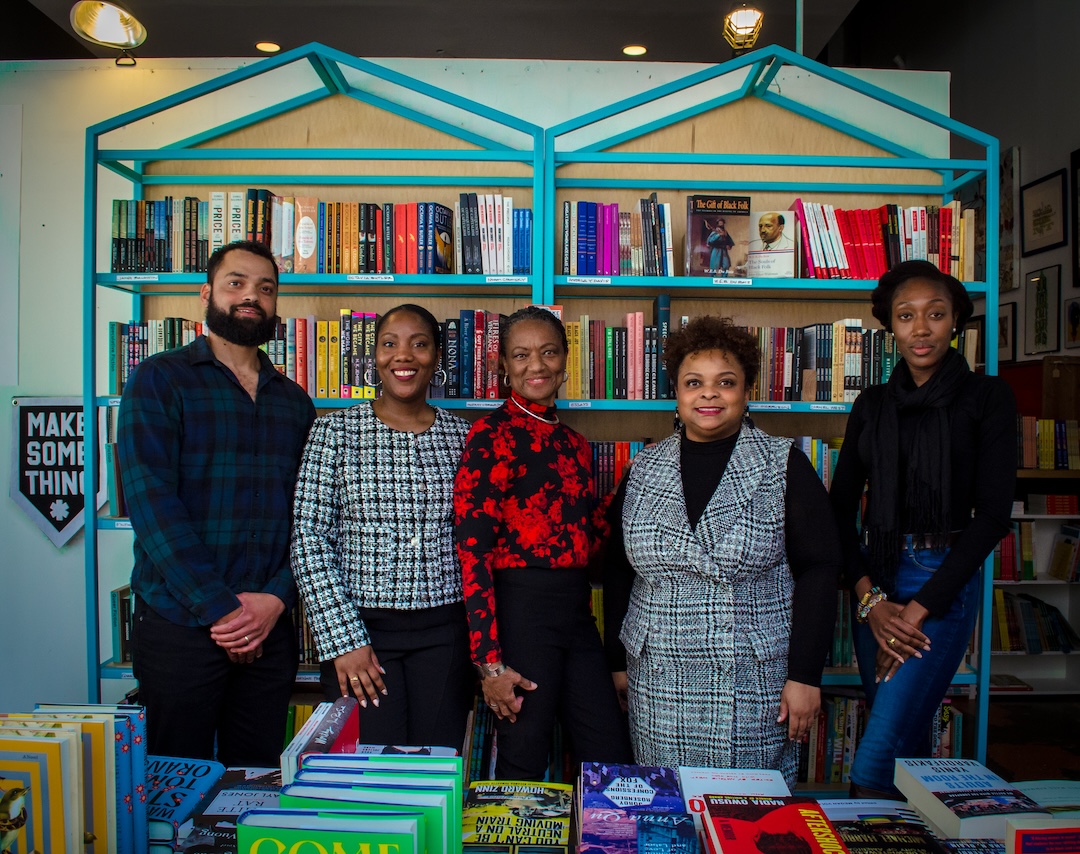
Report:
576,201,588,274
580,763,685,814
459,309,475,399
146,754,226,844
586,201,598,275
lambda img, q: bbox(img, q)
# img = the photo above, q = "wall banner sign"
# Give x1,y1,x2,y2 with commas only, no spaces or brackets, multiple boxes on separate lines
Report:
10,397,106,547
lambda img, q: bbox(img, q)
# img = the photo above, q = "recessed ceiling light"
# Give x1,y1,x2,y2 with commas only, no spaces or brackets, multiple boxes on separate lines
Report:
622,44,647,57
256,42,281,53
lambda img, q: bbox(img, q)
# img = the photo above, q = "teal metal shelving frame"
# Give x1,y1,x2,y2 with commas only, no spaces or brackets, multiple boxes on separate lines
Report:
83,43,1001,765
542,45,1000,764
82,43,545,701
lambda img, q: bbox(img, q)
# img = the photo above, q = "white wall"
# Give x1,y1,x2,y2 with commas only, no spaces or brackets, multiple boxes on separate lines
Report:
0,54,948,711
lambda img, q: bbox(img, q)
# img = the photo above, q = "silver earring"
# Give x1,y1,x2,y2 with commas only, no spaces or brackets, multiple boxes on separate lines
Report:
501,374,511,388
563,370,570,381
430,369,447,388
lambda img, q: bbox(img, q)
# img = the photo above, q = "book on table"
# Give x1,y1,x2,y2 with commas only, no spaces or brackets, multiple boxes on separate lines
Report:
894,758,1050,840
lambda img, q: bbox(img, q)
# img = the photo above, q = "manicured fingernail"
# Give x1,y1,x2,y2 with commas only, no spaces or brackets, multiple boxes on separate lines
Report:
360,699,368,708
914,652,923,658
372,698,379,708
381,689,388,695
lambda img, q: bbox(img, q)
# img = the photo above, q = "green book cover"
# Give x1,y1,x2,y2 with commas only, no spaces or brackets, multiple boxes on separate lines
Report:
281,782,448,854
237,808,422,854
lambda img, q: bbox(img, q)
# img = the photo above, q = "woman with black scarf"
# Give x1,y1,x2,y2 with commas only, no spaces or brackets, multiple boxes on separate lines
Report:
829,260,1016,798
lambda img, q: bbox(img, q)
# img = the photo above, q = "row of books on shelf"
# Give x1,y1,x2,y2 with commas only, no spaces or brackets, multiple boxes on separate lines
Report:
994,520,1080,583
108,305,968,407
108,191,978,283
108,191,532,277
558,194,976,282
991,588,1080,655
561,194,677,277
1016,416,1080,470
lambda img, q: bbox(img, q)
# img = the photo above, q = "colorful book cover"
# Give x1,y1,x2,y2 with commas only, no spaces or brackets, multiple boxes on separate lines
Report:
462,780,572,852
745,209,798,278
894,759,1050,840
578,764,686,854
237,807,423,854
684,194,751,277
36,704,144,854
281,780,450,854
176,766,281,850
703,795,850,854
145,755,226,845
0,740,61,854
1,712,116,854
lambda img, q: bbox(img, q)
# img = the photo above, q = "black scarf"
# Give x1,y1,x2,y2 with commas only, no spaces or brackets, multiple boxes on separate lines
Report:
863,347,970,586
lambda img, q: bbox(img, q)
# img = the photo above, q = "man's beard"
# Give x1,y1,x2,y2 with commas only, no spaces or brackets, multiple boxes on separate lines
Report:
205,299,278,347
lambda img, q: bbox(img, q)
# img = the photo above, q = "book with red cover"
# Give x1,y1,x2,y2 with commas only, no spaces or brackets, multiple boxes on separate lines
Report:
703,795,850,854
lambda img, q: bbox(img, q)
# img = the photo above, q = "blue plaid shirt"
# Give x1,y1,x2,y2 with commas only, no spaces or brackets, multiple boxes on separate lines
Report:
118,335,315,627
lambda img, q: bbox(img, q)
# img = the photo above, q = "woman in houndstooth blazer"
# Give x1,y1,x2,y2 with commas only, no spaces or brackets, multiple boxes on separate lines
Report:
604,316,842,789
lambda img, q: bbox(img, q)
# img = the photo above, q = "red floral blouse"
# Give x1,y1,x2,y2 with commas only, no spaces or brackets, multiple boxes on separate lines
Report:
454,390,609,664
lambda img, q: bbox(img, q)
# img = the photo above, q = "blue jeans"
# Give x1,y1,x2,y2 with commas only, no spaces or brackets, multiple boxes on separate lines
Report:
850,544,980,794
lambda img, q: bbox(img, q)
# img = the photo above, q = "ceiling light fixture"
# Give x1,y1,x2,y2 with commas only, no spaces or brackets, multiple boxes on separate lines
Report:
256,42,281,53
722,4,764,52
622,44,647,57
70,1,147,49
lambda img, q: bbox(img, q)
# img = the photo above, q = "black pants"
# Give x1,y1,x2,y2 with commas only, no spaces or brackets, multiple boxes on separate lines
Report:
320,602,473,754
131,596,298,767
492,567,633,780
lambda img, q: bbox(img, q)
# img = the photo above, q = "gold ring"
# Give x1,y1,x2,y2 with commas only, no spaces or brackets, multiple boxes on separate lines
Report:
887,636,897,646
350,675,360,683
244,635,250,644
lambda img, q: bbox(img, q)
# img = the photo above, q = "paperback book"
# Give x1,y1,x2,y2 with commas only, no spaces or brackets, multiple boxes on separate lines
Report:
577,763,688,854
146,755,226,851
236,807,424,854
894,759,1050,839
702,795,851,854
462,780,573,854
685,195,751,278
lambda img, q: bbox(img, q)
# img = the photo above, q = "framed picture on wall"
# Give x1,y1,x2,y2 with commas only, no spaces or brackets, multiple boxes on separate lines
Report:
1071,148,1080,287
1021,169,1068,256
1065,297,1080,349
998,302,1016,363
962,314,984,368
1024,265,1061,355
1000,145,1020,292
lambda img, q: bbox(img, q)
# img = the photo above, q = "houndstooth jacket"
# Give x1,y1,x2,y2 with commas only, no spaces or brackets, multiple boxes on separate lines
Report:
620,423,799,786
290,402,470,660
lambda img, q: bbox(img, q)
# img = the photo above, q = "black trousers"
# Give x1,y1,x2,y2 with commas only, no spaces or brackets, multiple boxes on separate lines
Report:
492,567,633,780
131,596,298,767
320,602,473,754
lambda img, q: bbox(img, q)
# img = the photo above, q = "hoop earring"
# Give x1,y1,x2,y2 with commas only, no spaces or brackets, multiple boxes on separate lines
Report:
563,370,570,381
501,373,511,388
430,369,447,388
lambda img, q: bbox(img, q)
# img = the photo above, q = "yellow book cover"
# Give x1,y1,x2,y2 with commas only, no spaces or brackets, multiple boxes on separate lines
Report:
0,733,72,854
462,780,572,849
316,320,329,399
0,713,115,854
328,320,341,398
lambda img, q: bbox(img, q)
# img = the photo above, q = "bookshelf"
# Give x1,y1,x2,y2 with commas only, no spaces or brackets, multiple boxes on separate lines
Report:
83,44,1002,767
83,44,546,698
542,46,1000,769
991,470,1080,694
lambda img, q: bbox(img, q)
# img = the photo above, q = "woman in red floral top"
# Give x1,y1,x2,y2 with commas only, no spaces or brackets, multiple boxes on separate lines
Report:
454,306,632,780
